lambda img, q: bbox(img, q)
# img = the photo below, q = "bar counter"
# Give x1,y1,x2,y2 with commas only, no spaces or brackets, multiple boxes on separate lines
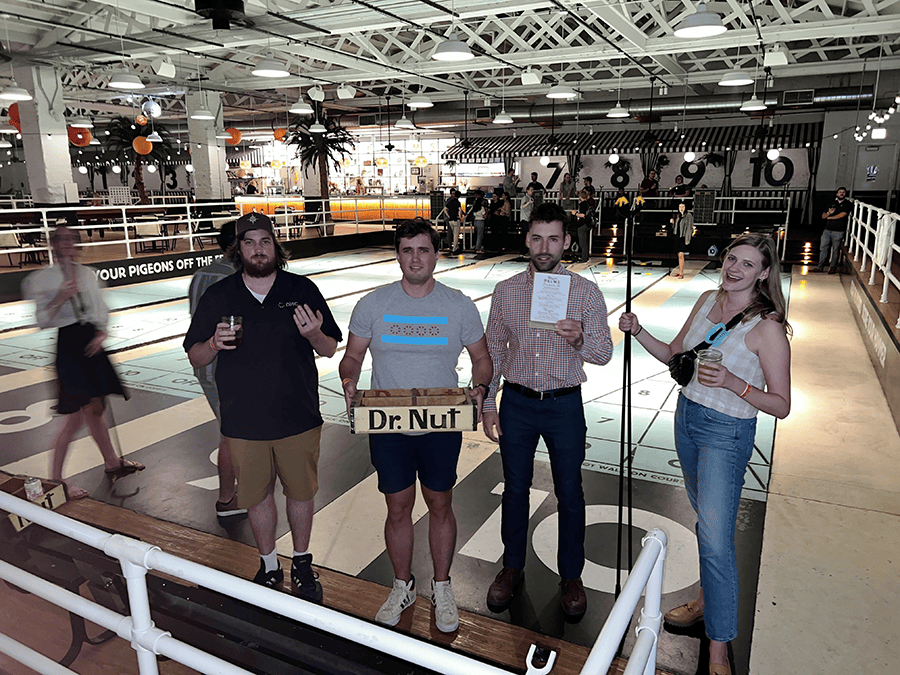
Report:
235,195,431,222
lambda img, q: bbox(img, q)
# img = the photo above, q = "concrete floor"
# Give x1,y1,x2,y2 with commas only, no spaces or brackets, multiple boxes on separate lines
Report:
750,270,900,674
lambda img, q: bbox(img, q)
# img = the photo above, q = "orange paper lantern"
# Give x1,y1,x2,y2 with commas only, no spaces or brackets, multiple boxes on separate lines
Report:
274,128,287,141
135,114,148,126
225,127,242,145
132,136,153,155
8,103,21,132
67,127,92,147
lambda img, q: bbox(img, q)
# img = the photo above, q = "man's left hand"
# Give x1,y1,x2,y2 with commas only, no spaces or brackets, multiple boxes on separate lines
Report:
293,304,323,337
555,318,584,350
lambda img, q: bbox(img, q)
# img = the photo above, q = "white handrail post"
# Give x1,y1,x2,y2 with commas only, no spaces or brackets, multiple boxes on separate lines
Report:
187,203,194,252
41,209,54,265
880,216,896,303
868,209,878,286
859,206,869,273
122,206,132,259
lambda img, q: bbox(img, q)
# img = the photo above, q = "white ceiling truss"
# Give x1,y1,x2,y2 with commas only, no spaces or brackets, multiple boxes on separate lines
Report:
0,0,898,131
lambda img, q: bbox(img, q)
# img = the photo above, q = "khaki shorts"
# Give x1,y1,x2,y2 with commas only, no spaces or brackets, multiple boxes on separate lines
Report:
227,426,321,508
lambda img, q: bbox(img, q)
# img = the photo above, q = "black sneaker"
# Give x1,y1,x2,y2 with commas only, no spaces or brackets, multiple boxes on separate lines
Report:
252,559,284,589
291,553,323,603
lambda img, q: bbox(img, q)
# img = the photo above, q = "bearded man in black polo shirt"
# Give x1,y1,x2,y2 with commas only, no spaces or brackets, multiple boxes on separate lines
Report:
184,212,342,601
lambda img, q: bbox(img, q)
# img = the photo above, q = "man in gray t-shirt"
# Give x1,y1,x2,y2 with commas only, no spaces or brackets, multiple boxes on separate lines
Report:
340,218,492,634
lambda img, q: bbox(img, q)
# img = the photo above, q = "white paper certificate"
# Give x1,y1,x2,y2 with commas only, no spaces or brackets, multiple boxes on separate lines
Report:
529,273,570,330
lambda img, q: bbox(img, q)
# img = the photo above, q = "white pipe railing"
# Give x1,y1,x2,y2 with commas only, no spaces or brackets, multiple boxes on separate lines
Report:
580,530,667,675
848,200,900,327
0,490,669,675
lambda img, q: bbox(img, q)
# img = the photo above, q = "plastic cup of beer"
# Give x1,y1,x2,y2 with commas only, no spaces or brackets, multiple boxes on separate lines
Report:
222,315,243,347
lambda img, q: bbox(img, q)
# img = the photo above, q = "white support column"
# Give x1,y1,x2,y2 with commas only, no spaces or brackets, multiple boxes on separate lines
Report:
186,91,229,201
16,65,76,205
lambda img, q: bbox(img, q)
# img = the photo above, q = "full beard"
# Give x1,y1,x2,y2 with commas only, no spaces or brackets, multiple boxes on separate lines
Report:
243,255,277,278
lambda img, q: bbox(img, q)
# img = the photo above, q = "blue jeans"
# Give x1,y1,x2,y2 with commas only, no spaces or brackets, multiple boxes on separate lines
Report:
675,394,756,642
818,229,844,269
498,386,586,580
474,220,484,250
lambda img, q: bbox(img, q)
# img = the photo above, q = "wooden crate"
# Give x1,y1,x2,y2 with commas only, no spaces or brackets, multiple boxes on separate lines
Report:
0,473,68,533
350,387,476,434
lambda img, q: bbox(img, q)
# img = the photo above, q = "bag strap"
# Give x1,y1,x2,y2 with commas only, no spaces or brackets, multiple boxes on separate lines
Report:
685,310,746,355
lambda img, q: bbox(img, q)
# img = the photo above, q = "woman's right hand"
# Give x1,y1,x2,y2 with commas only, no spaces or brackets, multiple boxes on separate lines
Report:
619,312,641,334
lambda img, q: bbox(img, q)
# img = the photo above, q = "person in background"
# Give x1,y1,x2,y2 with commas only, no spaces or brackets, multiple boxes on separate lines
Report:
526,172,545,193
559,172,577,212
503,169,520,199
520,185,536,228
571,189,595,263
22,227,141,501
470,189,487,253
188,220,246,518
815,187,851,274
440,188,465,254
246,179,259,195
582,176,596,197
619,234,791,675
496,190,512,251
669,201,694,279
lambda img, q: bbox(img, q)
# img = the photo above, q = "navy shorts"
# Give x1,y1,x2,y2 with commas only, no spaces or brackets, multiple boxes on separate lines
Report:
369,432,462,494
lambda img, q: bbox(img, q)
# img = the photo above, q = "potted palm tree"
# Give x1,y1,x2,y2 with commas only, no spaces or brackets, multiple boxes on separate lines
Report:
102,115,176,204
285,115,354,231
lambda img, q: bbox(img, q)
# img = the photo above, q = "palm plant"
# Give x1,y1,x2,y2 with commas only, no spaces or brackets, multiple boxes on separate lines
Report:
102,115,176,204
285,115,354,221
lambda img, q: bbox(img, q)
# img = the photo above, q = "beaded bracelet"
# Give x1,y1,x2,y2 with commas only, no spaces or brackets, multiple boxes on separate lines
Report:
739,382,751,399
341,377,354,388
209,336,219,352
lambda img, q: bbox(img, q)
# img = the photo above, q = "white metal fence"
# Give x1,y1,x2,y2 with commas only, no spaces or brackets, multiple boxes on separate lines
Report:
0,196,416,266
847,200,900,327
0,490,668,675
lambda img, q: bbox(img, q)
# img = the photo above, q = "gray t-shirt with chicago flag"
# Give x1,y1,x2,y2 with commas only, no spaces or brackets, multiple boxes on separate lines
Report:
349,280,484,390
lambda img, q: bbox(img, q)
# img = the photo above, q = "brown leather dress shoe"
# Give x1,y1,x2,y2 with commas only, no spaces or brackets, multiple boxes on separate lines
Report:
486,567,523,611
709,660,732,675
560,578,587,617
664,599,704,627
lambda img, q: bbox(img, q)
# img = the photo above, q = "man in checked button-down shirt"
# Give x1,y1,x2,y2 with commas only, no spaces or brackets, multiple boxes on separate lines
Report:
482,201,613,620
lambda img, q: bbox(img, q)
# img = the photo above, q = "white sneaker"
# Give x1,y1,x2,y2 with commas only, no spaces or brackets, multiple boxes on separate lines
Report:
431,578,459,633
375,576,416,626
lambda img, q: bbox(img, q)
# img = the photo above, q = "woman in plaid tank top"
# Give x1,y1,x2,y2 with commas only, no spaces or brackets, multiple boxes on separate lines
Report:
619,234,792,675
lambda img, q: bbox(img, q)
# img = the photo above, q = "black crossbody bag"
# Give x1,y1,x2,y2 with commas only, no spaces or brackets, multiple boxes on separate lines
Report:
667,310,746,386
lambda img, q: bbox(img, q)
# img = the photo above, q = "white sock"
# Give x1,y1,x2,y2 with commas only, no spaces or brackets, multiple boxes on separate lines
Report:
261,550,279,572
293,549,309,558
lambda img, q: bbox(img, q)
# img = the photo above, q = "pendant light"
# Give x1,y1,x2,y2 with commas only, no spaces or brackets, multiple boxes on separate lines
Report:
107,0,144,90
190,55,214,120
607,57,630,118
674,3,727,39
0,19,32,100
547,82,577,99
432,33,473,61
409,93,433,109
252,1,289,77
740,48,766,112
252,52,289,78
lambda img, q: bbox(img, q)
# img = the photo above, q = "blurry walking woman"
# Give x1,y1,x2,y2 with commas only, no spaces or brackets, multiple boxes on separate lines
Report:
669,201,694,278
619,234,791,675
